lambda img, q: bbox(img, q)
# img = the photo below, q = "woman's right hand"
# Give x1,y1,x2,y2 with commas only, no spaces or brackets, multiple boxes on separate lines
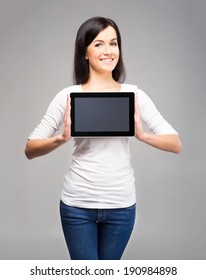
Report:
25,95,72,159
59,95,72,142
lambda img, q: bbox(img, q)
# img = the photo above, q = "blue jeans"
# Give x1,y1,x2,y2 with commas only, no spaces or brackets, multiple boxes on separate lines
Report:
60,200,136,260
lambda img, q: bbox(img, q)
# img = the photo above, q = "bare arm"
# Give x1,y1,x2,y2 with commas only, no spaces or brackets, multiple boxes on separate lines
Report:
135,96,182,153
25,96,71,159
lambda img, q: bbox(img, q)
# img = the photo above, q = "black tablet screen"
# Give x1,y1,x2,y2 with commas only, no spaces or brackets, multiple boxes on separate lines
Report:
71,92,134,137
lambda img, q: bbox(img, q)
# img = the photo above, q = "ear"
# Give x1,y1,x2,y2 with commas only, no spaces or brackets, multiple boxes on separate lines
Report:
85,50,89,60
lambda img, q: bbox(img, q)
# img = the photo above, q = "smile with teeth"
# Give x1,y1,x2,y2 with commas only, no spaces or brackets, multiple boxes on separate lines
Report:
100,58,114,64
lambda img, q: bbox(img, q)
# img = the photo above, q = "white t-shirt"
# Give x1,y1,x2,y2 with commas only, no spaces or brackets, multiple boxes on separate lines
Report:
29,84,177,209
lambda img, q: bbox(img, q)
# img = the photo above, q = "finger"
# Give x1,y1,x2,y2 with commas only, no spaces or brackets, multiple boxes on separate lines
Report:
63,96,71,140
135,94,140,111
64,95,71,122
66,95,71,111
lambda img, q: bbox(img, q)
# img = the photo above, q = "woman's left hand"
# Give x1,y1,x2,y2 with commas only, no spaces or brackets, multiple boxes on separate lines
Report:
134,95,182,153
134,95,145,141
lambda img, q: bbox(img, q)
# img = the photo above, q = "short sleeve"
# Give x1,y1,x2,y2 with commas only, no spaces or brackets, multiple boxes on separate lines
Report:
136,89,178,135
28,88,69,139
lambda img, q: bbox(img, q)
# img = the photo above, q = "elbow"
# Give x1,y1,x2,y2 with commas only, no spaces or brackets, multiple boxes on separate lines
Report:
173,145,182,154
24,142,34,160
172,137,182,154
24,147,33,160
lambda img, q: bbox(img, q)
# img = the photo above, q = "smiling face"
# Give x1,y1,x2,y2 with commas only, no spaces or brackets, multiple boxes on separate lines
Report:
85,26,120,76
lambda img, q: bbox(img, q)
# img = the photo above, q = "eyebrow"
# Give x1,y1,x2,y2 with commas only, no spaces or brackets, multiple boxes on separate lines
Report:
93,38,118,43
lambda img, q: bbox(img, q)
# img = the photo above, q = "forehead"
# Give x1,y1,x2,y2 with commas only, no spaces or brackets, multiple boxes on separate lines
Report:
94,26,117,41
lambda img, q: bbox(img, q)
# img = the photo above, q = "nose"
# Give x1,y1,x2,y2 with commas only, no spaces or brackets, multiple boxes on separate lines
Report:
103,44,112,54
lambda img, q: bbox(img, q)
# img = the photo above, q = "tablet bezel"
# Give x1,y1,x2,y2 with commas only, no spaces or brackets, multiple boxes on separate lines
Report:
70,92,135,137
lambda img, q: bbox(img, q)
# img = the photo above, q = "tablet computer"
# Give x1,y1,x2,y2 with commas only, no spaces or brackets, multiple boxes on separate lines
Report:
70,92,135,137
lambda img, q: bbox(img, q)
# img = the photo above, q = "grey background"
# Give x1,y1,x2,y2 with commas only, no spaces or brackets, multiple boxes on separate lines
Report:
0,0,205,259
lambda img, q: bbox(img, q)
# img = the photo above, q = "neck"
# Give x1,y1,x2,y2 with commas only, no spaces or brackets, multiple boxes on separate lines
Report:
82,72,120,91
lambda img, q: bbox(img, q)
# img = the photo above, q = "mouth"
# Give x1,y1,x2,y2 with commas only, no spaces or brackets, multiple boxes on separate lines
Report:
100,58,114,64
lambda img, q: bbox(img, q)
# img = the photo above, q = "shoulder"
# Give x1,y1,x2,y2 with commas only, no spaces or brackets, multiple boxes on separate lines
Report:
51,85,81,102
121,83,138,92
122,83,149,101
57,84,81,96
46,85,81,112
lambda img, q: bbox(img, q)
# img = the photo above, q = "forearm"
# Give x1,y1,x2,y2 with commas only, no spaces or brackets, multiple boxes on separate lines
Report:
25,135,69,160
137,133,182,153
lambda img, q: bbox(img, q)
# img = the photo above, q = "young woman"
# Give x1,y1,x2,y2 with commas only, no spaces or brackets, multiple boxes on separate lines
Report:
25,17,182,260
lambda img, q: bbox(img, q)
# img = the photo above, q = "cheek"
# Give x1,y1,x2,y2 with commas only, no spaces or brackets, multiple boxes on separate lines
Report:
86,51,100,62
112,47,120,59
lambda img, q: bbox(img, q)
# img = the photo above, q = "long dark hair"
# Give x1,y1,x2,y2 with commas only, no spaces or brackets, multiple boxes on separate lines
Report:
73,17,126,84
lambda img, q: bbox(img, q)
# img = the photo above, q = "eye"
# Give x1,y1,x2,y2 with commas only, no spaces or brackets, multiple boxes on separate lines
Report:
111,42,118,46
94,43,102,48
